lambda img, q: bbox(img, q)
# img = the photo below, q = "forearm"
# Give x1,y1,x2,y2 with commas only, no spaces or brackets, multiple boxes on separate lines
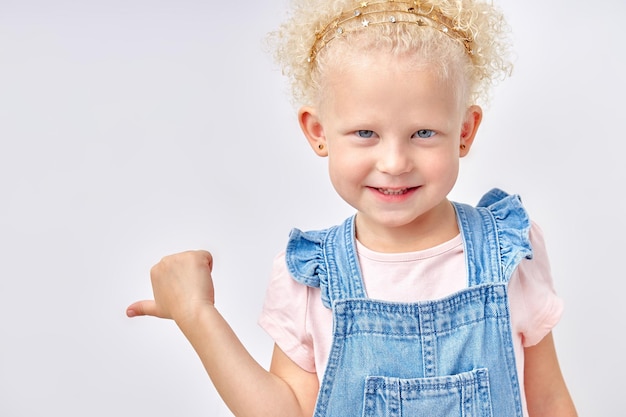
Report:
524,333,577,417
176,305,305,417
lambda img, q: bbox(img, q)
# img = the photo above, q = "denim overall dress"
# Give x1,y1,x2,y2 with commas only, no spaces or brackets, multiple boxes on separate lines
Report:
285,189,532,417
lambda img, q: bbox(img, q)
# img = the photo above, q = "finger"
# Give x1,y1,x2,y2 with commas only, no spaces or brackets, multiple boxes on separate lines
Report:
126,300,158,318
196,250,213,271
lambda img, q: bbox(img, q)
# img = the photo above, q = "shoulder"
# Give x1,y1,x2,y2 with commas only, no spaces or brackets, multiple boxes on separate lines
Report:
285,227,331,288
476,188,530,230
455,189,533,281
457,188,531,238
285,216,353,288
265,250,310,305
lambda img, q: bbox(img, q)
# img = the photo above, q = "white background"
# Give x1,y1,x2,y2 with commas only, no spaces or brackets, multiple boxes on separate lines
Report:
1,0,623,415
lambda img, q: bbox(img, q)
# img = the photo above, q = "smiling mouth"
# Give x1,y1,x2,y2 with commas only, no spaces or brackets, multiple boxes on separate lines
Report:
377,187,414,195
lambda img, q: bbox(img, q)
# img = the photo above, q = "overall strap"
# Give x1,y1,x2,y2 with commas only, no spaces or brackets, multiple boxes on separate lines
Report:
454,188,533,286
285,216,366,308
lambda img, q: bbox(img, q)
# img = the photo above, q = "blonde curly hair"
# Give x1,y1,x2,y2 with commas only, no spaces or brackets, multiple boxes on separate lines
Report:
268,0,513,107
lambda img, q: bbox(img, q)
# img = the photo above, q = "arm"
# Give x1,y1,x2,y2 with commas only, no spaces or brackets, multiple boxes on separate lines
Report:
126,250,311,417
270,344,319,417
524,331,577,417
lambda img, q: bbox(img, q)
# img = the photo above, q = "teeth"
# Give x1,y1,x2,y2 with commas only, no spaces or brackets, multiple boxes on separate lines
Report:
378,188,408,195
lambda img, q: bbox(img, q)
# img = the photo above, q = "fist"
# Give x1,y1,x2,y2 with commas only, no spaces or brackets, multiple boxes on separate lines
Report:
127,250,215,323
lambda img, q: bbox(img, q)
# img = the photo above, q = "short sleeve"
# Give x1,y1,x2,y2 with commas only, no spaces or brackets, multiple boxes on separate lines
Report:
508,222,564,347
258,251,316,373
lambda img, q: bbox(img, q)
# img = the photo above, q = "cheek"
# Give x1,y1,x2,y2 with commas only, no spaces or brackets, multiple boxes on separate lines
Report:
442,157,461,183
422,151,460,179
328,152,367,186
328,154,349,183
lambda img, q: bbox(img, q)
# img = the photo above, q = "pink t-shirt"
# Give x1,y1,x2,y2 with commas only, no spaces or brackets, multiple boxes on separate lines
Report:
259,222,563,413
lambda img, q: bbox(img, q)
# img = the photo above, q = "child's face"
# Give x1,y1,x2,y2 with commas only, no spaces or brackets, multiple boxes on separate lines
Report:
300,52,480,247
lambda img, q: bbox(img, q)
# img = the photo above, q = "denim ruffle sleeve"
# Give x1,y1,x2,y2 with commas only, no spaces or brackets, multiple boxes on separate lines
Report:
285,227,333,308
478,188,533,281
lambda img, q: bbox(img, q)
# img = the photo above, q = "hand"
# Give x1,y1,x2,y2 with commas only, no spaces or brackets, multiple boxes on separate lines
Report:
126,250,215,324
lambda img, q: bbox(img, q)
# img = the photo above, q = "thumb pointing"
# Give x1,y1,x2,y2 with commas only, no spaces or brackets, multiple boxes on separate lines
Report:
126,300,157,318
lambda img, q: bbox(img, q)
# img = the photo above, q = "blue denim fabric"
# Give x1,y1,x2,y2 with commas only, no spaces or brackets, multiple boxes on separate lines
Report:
286,189,532,417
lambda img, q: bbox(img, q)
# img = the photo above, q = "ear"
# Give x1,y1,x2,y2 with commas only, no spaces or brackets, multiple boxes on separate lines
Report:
298,106,328,157
459,105,482,157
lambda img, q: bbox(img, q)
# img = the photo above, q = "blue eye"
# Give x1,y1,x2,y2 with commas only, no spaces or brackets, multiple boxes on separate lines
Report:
356,130,374,138
415,129,436,139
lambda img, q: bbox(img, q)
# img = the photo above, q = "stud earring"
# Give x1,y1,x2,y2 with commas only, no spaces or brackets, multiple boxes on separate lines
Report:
318,144,325,150
460,144,466,150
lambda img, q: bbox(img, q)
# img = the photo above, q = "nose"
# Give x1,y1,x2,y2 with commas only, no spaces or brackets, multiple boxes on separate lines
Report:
376,140,413,175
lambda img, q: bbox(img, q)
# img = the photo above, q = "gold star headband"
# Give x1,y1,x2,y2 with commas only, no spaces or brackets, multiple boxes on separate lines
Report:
309,1,474,64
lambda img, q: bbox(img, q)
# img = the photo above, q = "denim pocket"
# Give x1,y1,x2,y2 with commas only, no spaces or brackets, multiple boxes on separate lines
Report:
362,368,492,417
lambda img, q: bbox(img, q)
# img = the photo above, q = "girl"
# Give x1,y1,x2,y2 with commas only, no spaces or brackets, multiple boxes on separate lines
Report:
127,0,577,416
